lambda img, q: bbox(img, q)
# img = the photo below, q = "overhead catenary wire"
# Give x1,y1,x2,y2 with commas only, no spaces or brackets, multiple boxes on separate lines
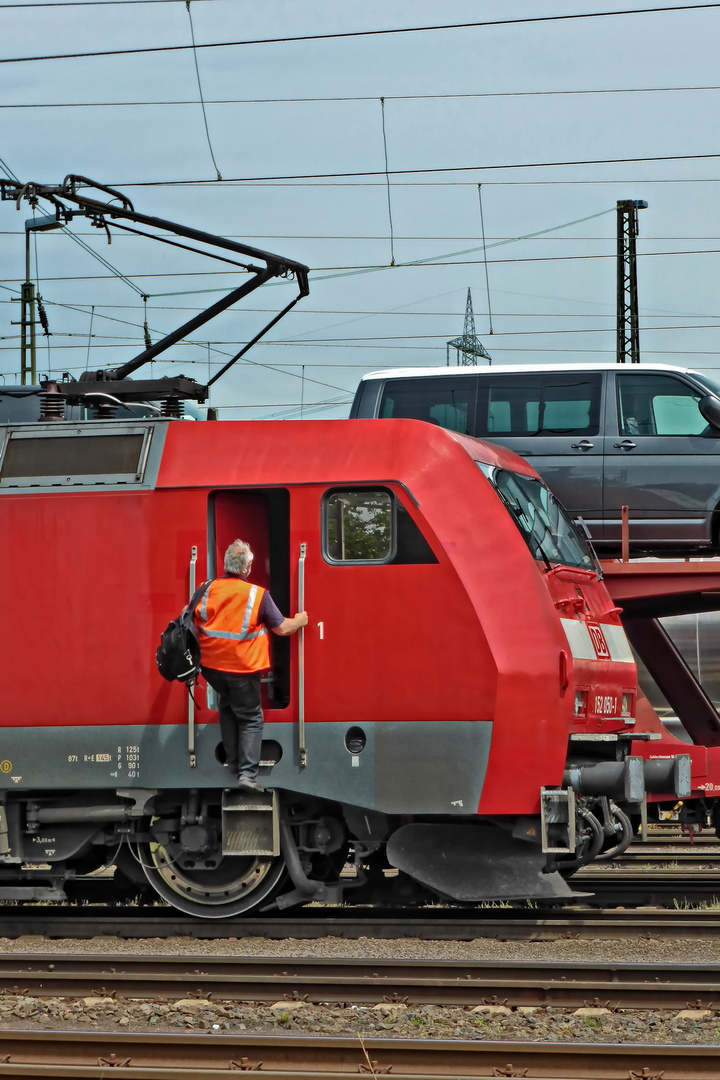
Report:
4,320,719,346
6,242,720,289
477,184,493,335
7,301,720,320
1,124,716,390
0,0,225,6
0,206,618,297
76,178,720,188
7,84,720,108
0,280,350,393
105,150,720,187
380,98,395,267
184,0,223,181
5,232,720,241
3,5,720,65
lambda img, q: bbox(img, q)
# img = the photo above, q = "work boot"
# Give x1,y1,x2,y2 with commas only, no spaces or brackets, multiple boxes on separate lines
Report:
237,777,265,793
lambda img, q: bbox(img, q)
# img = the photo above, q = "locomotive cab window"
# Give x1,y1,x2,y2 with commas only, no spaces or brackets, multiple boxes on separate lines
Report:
324,490,395,563
323,489,438,565
480,464,597,573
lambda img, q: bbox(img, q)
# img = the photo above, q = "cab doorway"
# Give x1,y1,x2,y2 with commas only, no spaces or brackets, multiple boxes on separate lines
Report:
209,488,291,711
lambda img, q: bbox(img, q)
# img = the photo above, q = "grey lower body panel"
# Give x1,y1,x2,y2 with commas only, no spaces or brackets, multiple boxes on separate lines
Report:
0,719,493,816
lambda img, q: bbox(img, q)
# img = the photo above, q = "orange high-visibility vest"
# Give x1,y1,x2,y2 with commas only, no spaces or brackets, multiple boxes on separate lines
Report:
194,577,270,674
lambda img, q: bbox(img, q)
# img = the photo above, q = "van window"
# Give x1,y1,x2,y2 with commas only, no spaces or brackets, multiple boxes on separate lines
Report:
617,374,706,436
480,374,601,437
377,373,601,438
379,376,476,434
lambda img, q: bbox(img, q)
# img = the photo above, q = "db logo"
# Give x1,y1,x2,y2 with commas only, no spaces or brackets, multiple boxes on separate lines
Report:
587,622,611,660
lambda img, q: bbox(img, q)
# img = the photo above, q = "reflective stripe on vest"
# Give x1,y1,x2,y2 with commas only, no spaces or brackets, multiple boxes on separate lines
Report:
195,578,271,674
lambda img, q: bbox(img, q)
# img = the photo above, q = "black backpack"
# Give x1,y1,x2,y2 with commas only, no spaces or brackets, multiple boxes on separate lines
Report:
156,580,212,683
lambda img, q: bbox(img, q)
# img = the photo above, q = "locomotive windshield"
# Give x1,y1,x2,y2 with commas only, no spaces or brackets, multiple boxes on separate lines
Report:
484,466,597,572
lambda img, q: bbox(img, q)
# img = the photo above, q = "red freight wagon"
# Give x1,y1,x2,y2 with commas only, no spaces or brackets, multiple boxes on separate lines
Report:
0,415,689,916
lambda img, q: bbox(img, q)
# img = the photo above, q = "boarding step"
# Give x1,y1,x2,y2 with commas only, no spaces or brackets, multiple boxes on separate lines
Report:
221,788,279,857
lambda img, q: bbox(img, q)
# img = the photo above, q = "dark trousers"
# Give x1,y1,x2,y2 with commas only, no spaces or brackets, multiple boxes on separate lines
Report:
202,668,264,780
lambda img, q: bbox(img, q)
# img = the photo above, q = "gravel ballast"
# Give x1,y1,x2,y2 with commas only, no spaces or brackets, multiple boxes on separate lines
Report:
0,932,719,1045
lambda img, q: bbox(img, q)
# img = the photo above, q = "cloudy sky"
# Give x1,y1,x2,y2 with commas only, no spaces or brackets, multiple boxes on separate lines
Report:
2,0,720,418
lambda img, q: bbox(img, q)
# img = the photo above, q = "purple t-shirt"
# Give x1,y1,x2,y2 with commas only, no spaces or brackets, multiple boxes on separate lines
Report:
258,590,284,629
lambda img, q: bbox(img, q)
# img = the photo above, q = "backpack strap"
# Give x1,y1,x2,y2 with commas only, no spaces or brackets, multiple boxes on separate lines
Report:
184,579,212,619
181,581,212,696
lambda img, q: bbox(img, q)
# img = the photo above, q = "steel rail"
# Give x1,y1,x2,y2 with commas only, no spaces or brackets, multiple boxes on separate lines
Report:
0,1031,717,1080
632,832,720,841
631,829,720,845
575,868,720,905
0,954,719,1010
3,907,720,939
616,852,720,865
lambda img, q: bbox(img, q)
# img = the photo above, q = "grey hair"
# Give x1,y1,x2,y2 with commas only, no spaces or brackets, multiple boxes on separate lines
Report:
224,539,253,576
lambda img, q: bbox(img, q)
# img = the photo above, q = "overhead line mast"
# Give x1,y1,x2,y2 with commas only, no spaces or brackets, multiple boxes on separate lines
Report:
616,198,647,364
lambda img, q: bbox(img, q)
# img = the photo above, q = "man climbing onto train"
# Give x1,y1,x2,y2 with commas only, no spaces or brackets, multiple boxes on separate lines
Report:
194,539,308,793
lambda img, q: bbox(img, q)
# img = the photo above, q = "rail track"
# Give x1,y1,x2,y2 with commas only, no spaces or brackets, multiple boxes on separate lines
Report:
0,953,719,1010
0,905,720,939
633,827,720,843
615,850,720,866
0,1030,716,1080
574,866,720,904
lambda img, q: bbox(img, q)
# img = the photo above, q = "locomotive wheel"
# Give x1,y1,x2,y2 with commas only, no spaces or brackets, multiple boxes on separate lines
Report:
139,842,286,918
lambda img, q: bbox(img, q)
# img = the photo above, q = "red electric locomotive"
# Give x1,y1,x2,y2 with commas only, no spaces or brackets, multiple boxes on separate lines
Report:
0,413,689,917
0,176,692,917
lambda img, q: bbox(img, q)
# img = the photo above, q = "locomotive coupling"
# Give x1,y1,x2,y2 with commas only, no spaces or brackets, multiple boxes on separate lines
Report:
644,754,692,797
563,757,644,803
563,753,691,801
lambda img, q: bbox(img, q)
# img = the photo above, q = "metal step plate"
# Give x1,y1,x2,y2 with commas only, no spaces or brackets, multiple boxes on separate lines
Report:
221,788,279,857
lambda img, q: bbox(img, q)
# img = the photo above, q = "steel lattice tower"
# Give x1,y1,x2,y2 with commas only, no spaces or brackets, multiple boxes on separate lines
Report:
447,288,491,366
616,199,647,364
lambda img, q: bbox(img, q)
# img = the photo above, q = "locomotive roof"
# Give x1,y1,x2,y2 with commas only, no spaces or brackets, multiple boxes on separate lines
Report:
156,417,538,490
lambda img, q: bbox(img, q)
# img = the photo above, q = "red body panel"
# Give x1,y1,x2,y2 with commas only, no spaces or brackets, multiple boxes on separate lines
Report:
1,419,633,818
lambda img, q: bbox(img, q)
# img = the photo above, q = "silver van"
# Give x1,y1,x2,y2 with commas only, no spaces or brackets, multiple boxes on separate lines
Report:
350,363,720,554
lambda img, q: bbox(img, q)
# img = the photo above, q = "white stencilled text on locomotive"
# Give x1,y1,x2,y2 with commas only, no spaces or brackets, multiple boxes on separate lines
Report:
594,695,618,715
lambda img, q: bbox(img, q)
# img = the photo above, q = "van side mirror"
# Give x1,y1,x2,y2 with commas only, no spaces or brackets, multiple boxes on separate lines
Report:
699,394,720,430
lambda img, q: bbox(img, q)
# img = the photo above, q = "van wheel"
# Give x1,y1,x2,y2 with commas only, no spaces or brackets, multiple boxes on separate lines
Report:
139,842,285,918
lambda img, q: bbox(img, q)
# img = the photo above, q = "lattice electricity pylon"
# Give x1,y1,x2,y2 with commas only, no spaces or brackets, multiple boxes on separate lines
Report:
617,199,647,364
447,288,492,366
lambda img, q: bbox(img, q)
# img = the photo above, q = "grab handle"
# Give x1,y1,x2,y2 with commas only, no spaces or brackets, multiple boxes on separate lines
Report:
297,542,307,767
187,544,198,768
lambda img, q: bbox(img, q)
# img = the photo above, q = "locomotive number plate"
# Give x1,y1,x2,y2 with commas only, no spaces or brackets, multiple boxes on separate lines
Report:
594,695,618,715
